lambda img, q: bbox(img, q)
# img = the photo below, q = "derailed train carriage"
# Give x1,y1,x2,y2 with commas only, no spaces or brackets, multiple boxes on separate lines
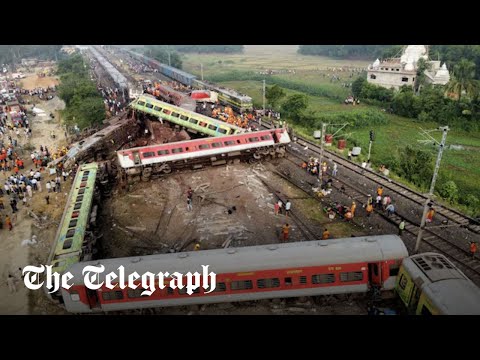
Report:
117,127,291,180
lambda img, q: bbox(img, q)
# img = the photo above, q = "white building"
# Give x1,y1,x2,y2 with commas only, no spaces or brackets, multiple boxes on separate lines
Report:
367,45,450,90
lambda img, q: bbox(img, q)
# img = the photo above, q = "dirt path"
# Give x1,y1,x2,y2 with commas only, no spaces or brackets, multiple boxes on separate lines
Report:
0,95,68,314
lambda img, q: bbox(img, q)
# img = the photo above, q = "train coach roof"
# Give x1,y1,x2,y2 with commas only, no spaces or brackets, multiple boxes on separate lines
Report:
67,235,408,283
162,64,197,80
423,279,480,315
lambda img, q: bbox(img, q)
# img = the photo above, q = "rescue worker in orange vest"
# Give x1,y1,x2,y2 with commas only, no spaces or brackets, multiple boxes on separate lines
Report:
377,186,383,197
344,210,353,221
366,203,374,217
282,223,290,242
426,207,435,223
322,228,330,240
5,215,13,231
350,201,356,218
470,241,477,259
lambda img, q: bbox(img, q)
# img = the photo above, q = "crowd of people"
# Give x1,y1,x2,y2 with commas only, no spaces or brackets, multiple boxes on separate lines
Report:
98,87,127,117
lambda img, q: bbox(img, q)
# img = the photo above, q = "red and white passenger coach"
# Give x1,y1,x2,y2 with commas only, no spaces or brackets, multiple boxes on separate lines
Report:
62,235,408,313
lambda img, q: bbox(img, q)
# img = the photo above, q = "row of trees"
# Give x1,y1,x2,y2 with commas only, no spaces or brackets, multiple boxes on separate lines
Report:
298,45,394,59
141,46,183,69
56,54,106,130
173,45,243,53
0,45,62,65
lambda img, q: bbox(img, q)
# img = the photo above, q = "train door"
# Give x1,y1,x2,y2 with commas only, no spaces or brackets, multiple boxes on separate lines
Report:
133,151,141,166
368,262,382,287
87,289,100,310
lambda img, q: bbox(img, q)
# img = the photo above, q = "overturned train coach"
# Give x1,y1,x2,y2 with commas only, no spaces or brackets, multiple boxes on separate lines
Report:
117,128,291,179
61,235,408,313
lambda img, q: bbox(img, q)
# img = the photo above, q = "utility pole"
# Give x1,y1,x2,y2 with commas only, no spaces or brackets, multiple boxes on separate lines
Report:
167,46,171,67
262,79,266,115
201,63,204,81
414,126,449,253
318,122,327,182
368,129,374,161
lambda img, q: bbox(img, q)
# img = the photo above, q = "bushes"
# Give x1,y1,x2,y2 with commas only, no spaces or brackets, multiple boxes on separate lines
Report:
397,146,434,190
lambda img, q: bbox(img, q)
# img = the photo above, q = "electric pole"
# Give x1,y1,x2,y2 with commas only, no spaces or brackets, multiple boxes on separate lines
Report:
201,63,203,81
414,126,449,253
318,122,327,182
368,129,374,161
262,79,266,115
167,46,171,67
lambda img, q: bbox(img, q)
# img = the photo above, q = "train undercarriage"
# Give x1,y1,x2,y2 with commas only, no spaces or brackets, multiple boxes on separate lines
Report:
121,145,287,183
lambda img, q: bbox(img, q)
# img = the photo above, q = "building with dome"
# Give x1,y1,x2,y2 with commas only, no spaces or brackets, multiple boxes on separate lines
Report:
366,45,450,90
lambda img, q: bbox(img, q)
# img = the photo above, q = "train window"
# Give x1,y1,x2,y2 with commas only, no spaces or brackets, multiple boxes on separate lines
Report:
74,203,82,210
189,118,198,124
171,112,180,118
127,288,149,298
137,101,146,106
224,140,236,146
153,106,162,111
142,152,155,158
218,128,228,134
70,291,80,302
78,189,85,195
398,274,408,290
208,124,217,131
68,219,78,228
299,276,307,285
71,211,79,218
162,109,171,115
257,278,280,289
66,229,76,238
76,195,84,203
211,142,222,148
157,150,170,155
260,135,271,141
199,144,210,150
172,148,184,154
248,137,260,143
146,103,154,109
83,171,90,175
63,239,73,250
179,115,189,120
284,277,292,286
421,305,432,315
340,271,363,282
81,176,88,182
178,287,200,295
199,122,208,127
205,282,227,292
389,264,400,276
231,280,253,291
312,274,335,284
102,291,124,301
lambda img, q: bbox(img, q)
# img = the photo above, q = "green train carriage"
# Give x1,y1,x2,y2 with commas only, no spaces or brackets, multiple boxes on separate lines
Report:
130,94,244,137
395,253,480,315
46,163,99,301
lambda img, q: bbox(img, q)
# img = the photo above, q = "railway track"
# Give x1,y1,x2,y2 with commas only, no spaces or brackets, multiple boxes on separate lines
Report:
276,149,480,285
260,120,480,235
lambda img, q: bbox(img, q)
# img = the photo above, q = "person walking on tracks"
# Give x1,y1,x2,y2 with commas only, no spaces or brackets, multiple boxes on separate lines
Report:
274,201,280,216
282,223,290,242
322,228,330,240
399,219,405,235
426,207,435,224
285,200,291,217
470,241,478,259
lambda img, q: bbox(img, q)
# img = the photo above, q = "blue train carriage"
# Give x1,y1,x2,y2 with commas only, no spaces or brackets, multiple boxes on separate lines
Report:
161,64,197,86
395,253,480,315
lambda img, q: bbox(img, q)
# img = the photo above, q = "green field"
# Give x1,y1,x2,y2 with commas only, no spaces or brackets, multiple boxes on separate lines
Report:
180,48,480,214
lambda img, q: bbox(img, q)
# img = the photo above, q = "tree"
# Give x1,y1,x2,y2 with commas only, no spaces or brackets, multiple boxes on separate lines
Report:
352,77,366,97
144,46,182,69
439,180,459,204
265,85,286,109
446,59,478,102
398,146,433,189
281,94,309,122
414,58,432,95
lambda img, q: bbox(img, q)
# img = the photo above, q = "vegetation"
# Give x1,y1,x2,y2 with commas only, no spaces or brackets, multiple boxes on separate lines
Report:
143,46,182,69
0,45,62,65
173,45,243,53
298,45,393,59
281,94,309,122
56,54,105,130
265,84,286,108
446,59,478,102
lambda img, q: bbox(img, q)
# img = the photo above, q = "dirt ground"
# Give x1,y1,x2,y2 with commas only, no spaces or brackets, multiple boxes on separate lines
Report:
0,94,68,315
17,73,59,91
